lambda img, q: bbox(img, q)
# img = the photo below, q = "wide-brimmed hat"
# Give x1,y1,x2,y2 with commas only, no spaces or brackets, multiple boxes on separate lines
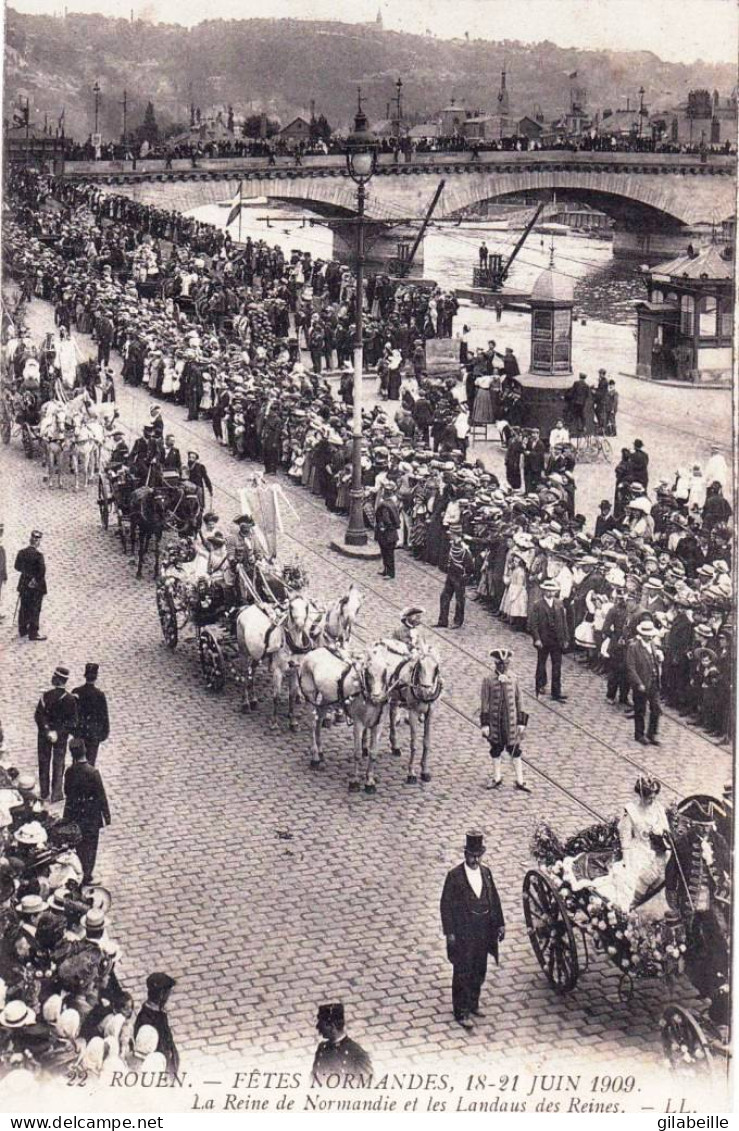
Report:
14,823,48,849
16,893,47,916
0,1001,36,1029
400,606,424,624
540,579,560,593
635,621,658,638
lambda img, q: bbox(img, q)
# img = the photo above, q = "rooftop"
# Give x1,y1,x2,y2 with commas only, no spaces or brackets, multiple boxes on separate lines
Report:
531,266,574,304
652,243,734,282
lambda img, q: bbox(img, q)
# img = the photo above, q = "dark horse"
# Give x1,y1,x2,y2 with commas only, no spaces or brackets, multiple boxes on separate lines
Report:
126,486,166,579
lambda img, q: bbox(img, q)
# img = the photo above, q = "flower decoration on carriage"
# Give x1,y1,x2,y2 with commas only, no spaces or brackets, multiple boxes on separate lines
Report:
281,559,309,592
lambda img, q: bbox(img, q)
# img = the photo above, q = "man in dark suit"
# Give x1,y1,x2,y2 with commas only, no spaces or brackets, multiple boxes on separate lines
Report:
440,830,505,1030
162,434,182,474
374,482,401,580
14,529,47,640
35,665,78,802
186,451,213,511
625,619,662,746
530,579,569,701
311,1003,373,1083
72,663,110,766
630,438,649,489
62,738,111,883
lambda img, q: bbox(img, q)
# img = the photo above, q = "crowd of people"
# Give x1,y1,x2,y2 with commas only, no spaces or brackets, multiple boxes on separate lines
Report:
4,168,733,753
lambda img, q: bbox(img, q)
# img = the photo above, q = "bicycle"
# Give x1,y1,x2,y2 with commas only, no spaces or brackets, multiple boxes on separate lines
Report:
572,431,613,464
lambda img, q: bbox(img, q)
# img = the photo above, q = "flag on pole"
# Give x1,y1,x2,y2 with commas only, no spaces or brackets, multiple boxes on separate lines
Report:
226,182,243,227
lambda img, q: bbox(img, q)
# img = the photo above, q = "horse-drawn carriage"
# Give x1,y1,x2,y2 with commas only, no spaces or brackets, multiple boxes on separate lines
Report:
0,378,44,458
523,792,732,1080
98,466,202,577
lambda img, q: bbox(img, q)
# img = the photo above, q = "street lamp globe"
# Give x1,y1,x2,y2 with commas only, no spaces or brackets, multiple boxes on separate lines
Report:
346,99,378,183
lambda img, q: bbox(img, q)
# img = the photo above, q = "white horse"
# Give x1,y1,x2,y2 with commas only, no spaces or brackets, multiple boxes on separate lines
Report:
385,640,443,785
235,590,313,728
307,584,363,648
38,401,69,488
296,642,392,792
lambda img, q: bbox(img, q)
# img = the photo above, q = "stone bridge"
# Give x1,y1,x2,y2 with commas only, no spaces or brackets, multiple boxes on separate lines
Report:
67,150,736,229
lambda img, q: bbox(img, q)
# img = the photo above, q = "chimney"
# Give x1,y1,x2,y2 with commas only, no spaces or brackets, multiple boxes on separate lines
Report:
310,99,316,121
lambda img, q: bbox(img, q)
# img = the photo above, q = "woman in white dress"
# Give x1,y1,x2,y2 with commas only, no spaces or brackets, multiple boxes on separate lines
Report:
567,777,671,917
55,327,81,391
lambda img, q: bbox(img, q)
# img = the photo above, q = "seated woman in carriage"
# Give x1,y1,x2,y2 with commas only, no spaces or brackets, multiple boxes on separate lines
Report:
562,776,671,919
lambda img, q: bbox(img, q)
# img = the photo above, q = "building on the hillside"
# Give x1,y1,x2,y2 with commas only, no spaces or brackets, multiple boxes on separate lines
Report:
634,243,734,382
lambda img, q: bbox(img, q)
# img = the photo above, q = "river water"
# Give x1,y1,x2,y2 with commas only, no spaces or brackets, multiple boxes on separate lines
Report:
187,201,646,327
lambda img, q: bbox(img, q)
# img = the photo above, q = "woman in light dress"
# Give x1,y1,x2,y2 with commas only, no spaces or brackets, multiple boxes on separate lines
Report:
565,777,671,918
500,549,529,631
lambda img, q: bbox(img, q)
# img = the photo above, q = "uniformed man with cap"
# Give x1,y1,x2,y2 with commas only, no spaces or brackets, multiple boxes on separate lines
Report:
14,530,47,641
480,648,530,792
440,830,505,1029
72,664,110,767
134,972,179,1076
34,666,78,802
311,1003,373,1083
436,528,474,629
392,606,425,651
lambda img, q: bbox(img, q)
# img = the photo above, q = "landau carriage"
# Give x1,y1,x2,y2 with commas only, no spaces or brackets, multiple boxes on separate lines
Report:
523,791,732,1079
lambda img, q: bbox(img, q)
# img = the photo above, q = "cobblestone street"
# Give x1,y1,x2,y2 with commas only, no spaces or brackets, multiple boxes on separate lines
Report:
1,297,731,1096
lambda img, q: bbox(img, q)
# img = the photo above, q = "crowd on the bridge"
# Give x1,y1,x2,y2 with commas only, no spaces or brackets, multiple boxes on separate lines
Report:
3,168,734,752
60,131,737,165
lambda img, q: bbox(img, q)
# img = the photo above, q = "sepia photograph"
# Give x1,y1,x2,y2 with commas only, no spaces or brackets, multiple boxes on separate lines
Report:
0,0,736,1117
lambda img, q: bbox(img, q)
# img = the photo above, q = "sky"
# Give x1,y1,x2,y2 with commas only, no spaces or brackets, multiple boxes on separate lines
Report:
7,0,739,64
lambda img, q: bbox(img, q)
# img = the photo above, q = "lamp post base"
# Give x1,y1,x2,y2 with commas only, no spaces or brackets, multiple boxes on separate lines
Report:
329,538,382,560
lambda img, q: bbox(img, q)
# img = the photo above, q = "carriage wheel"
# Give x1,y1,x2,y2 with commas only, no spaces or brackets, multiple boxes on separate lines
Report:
600,437,613,463
0,414,10,444
97,479,110,529
198,627,226,692
523,869,580,993
661,1005,714,1076
156,583,178,650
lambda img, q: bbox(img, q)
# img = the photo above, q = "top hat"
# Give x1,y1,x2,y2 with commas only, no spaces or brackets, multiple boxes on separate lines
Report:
464,830,486,855
84,663,99,680
317,1002,345,1028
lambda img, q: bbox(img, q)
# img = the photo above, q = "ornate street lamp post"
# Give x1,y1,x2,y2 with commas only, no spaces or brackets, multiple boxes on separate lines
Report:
93,80,101,137
342,90,378,547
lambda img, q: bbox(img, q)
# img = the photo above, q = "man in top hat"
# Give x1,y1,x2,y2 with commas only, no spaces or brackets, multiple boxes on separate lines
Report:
72,664,110,767
311,1003,373,1083
393,607,425,652
440,830,505,1029
63,738,111,883
34,666,78,803
480,648,530,792
625,620,662,746
530,579,569,702
134,972,179,1077
14,530,47,641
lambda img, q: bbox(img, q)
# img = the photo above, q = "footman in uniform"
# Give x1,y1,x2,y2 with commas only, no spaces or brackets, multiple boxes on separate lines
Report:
311,1003,373,1082
480,648,530,792
440,830,505,1029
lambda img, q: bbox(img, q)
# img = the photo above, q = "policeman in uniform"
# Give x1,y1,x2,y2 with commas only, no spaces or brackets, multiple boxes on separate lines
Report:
311,1003,373,1083
14,529,47,640
34,665,78,802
